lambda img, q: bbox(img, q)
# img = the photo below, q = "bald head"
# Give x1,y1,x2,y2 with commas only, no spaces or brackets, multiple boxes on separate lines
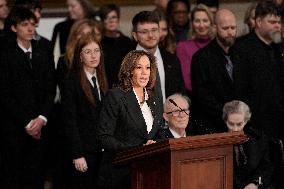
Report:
214,9,236,25
214,9,237,52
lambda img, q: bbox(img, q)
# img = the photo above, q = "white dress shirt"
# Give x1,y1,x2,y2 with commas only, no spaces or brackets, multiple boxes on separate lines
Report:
133,88,153,133
169,127,186,138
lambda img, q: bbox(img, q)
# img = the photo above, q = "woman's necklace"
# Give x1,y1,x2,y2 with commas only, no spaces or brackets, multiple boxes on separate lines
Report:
139,92,145,105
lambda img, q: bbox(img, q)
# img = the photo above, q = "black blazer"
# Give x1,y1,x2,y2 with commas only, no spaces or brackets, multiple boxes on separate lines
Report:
96,88,163,188
60,73,103,159
234,32,284,138
160,48,185,97
191,38,235,134
51,18,74,55
0,38,56,133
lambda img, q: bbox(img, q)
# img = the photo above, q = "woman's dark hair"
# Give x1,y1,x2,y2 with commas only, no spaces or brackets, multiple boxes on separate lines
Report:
99,4,120,20
167,0,191,16
118,50,157,96
71,33,108,105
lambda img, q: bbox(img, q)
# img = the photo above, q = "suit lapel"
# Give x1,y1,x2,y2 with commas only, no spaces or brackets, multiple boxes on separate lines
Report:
147,96,162,139
14,47,34,75
123,90,148,137
31,40,42,72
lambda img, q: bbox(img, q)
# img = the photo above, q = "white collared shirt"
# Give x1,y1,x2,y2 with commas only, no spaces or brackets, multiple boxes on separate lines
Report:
169,127,186,138
136,44,166,102
133,88,153,133
18,42,32,57
85,70,101,101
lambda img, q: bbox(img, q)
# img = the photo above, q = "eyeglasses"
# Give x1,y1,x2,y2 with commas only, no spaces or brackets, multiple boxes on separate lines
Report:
81,48,101,56
136,28,159,36
166,109,190,117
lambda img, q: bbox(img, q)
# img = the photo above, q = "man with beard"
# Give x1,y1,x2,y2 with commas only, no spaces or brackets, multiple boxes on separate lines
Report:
191,9,237,134
234,1,284,188
234,0,283,141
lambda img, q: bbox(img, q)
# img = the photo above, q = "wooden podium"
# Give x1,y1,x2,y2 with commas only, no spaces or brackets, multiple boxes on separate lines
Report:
114,132,248,189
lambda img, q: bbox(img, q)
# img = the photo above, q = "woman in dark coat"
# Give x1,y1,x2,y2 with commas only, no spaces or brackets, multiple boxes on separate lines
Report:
96,50,164,189
222,100,274,189
61,33,108,189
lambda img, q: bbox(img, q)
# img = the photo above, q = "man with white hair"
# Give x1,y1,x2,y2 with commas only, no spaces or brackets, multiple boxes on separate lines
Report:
161,93,190,138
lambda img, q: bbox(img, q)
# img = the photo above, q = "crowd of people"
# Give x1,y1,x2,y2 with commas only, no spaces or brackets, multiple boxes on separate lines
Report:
0,0,284,189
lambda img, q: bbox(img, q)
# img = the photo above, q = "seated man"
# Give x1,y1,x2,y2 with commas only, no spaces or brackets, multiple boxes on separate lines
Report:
160,93,190,138
222,100,273,189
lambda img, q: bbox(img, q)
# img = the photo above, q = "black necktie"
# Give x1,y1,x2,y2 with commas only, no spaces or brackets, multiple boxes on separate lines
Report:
91,76,100,101
25,52,32,68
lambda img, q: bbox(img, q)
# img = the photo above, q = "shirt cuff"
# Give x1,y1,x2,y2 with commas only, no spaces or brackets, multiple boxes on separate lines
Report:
38,115,47,125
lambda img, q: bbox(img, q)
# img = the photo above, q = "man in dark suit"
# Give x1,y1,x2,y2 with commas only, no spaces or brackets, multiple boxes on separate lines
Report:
233,1,284,188
131,10,185,115
191,9,237,134
0,7,56,189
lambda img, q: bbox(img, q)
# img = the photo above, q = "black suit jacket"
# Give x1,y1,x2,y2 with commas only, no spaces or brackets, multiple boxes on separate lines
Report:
0,37,56,188
234,32,284,138
191,38,235,134
60,73,103,159
96,88,163,188
51,18,74,55
0,38,56,133
160,48,185,97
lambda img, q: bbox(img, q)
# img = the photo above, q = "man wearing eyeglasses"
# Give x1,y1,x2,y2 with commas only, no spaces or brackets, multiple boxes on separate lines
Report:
160,94,190,138
131,11,185,116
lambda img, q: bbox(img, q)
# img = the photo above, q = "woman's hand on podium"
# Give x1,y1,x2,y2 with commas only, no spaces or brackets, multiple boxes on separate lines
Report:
144,140,156,145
